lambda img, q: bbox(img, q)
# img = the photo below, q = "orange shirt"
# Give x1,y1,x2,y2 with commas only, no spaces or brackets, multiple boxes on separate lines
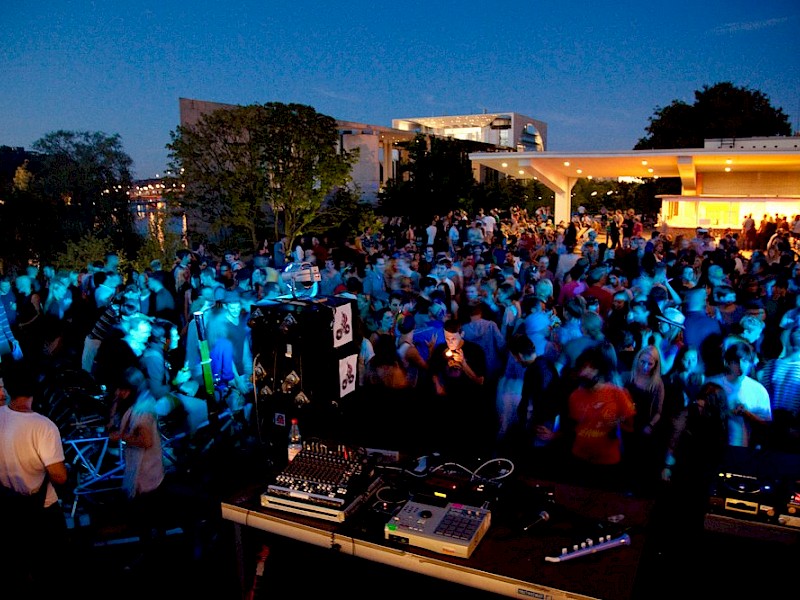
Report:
569,384,636,465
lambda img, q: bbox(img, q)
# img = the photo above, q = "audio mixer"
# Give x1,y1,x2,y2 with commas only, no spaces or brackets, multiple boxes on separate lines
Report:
261,443,381,522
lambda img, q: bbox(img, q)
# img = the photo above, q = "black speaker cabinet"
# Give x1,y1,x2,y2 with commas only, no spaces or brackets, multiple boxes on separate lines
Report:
248,295,361,459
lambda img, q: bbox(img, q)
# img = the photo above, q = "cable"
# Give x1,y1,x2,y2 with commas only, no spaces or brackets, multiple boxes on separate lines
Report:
430,461,475,477
428,457,516,483
252,352,267,443
473,457,516,481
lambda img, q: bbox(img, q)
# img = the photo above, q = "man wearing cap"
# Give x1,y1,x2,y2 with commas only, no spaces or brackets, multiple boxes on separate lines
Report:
653,307,686,375
522,295,558,360
581,267,614,316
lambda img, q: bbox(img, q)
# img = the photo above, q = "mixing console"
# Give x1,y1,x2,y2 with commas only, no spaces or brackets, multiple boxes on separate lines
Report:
261,443,380,521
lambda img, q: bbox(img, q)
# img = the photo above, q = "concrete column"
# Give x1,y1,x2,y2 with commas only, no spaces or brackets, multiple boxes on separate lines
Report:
554,189,572,226
519,158,576,226
382,140,393,185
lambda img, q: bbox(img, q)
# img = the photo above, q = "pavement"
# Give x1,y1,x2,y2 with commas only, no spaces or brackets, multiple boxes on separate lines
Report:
57,439,256,600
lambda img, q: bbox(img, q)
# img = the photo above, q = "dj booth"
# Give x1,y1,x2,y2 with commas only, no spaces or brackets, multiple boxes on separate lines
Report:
221,449,656,600
228,296,800,598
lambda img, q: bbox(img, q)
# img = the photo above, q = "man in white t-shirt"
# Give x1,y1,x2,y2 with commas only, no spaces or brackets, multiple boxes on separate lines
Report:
479,208,497,244
707,340,771,448
426,218,439,248
0,362,69,591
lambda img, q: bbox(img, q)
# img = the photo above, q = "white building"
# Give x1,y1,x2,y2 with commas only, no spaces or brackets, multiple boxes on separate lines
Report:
470,136,800,232
393,112,547,152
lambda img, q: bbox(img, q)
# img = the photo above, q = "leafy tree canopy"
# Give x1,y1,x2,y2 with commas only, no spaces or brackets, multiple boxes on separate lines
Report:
0,132,137,268
635,82,792,149
167,102,358,252
378,134,480,222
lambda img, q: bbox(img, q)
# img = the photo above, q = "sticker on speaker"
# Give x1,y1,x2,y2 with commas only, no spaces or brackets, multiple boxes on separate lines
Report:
339,354,358,397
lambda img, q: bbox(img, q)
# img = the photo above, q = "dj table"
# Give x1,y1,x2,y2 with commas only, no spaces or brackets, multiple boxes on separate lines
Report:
704,446,800,544
221,475,655,600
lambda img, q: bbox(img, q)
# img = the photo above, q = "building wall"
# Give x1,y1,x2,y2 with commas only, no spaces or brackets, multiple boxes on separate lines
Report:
699,171,800,196
343,133,381,200
179,97,237,128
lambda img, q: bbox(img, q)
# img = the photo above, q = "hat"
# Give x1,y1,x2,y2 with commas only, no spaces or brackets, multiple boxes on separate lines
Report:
428,300,447,320
656,307,685,329
525,311,551,337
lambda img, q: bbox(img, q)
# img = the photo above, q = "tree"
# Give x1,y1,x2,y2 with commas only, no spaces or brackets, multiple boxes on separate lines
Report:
0,134,139,270
635,82,792,149
378,134,480,222
29,131,138,261
167,102,358,252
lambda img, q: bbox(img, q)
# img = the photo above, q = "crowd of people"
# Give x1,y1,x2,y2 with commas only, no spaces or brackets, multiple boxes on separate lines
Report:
2,204,800,587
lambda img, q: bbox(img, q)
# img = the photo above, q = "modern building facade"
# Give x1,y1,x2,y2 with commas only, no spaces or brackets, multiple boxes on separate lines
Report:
470,136,800,231
392,112,547,152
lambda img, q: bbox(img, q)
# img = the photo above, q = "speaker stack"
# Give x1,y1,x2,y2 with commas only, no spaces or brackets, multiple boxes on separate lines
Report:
248,295,361,462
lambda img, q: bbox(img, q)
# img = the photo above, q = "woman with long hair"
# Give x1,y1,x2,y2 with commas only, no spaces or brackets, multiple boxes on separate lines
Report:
623,344,666,491
365,333,411,391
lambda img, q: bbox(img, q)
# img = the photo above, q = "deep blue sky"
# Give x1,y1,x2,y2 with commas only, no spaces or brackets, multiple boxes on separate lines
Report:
2,1,798,179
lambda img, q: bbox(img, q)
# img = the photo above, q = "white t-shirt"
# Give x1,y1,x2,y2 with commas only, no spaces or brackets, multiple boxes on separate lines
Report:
0,405,65,507
426,224,438,247
707,375,772,448
120,400,165,498
481,214,497,236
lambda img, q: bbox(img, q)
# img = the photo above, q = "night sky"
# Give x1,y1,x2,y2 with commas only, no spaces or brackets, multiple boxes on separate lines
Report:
2,0,798,179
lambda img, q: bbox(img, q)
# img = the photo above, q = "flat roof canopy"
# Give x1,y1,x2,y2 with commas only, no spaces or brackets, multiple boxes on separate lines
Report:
470,146,800,225
469,148,800,182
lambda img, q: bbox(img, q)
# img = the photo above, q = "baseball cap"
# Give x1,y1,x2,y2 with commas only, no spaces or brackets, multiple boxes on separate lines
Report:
656,307,685,329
